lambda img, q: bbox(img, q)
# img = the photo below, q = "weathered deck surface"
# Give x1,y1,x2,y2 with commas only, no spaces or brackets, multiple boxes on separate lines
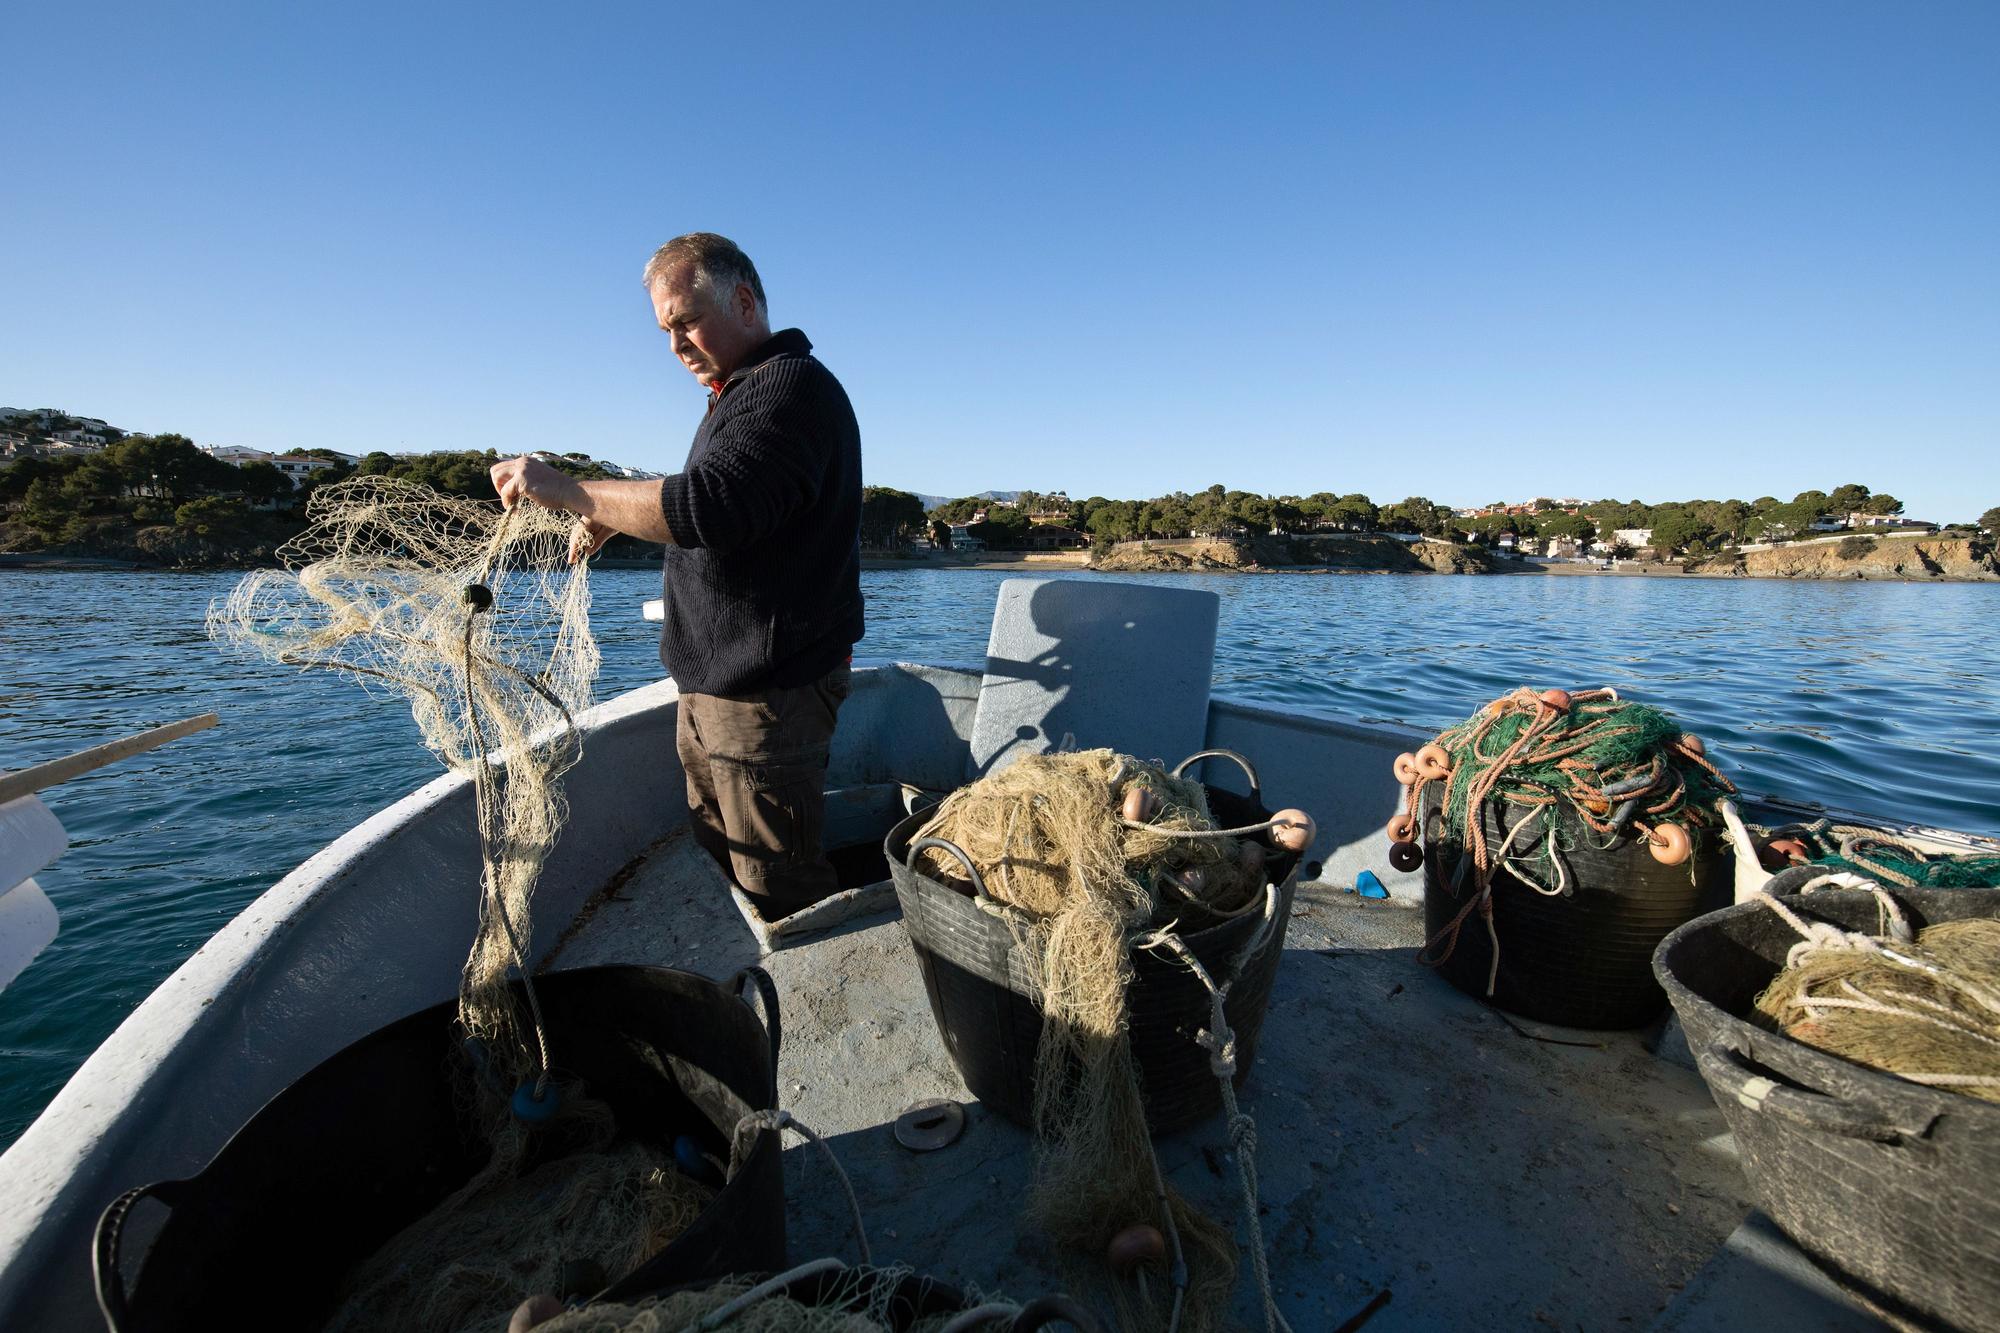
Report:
544,829,1792,1331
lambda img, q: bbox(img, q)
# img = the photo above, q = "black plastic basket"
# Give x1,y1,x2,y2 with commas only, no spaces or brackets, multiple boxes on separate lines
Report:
887,750,1298,1135
1423,789,1730,1028
93,965,786,1333
1655,887,2000,1332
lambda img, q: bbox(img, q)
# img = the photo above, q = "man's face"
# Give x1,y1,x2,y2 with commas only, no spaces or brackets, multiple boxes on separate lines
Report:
649,267,761,387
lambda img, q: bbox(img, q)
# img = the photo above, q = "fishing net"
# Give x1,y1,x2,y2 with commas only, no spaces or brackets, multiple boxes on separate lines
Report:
1753,893,2000,1103
912,750,1275,1333
324,1137,713,1333
525,1267,969,1333
210,475,597,1080
212,478,708,1330
1753,820,2000,890
1400,688,1736,977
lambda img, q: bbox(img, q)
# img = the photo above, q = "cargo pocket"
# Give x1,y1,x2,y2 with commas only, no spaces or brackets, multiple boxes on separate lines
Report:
737,760,825,882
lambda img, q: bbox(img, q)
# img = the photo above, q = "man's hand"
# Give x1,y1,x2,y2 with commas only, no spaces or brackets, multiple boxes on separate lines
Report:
488,455,677,549
491,456,588,514
569,517,615,565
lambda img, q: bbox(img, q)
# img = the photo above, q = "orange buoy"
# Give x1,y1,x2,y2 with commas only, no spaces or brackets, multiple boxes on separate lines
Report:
1271,809,1316,853
1416,743,1451,780
509,1296,565,1333
1385,811,1417,844
1677,734,1707,758
1393,751,1420,785
1646,822,1692,866
1539,688,1572,712
1107,1224,1167,1275
1174,865,1209,895
1121,786,1161,824
1768,837,1809,862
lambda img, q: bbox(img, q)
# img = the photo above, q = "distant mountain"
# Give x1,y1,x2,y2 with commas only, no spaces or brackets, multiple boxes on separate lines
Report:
904,490,1019,512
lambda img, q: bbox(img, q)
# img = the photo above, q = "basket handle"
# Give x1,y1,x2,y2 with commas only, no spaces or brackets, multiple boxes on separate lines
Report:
731,965,783,1092
94,1179,188,1332
1696,1042,1921,1145
907,836,994,906
1171,749,1262,807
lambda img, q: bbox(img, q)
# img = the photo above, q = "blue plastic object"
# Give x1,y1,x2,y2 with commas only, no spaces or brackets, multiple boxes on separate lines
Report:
511,1079,562,1122
674,1134,722,1186
1355,869,1390,900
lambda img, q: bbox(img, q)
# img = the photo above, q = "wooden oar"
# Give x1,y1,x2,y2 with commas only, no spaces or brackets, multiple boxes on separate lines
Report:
0,713,219,807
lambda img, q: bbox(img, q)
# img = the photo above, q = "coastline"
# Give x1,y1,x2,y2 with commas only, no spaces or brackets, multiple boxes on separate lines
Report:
858,549,2000,584
7,550,1993,585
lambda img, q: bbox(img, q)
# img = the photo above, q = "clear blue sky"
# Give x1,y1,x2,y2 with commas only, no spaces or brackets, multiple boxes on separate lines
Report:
4,2,1995,520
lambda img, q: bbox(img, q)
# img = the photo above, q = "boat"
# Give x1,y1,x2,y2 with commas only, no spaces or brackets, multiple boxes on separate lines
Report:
1,576,1993,1330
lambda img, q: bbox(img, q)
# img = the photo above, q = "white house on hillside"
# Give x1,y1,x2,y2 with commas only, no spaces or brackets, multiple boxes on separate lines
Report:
203,445,275,466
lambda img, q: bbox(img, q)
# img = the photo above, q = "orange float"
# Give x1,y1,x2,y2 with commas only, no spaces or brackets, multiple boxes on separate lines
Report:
1416,743,1451,780
1107,1223,1167,1274
1385,811,1417,844
1645,822,1692,867
1539,688,1572,711
1392,751,1420,785
1121,786,1161,824
1270,809,1316,853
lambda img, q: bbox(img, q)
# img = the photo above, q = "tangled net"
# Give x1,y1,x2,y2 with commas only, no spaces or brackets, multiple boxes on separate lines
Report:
527,1264,985,1333
213,478,705,1330
1752,885,2000,1103
211,475,597,1080
324,1137,713,1333
1753,819,2000,890
1396,688,1736,984
913,750,1292,1333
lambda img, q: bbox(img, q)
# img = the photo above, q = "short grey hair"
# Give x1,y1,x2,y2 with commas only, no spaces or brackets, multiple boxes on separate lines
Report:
641,232,767,315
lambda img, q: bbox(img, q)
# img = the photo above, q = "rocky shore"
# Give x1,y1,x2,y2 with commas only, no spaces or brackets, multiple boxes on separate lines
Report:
1717,536,1998,581
1090,534,1497,575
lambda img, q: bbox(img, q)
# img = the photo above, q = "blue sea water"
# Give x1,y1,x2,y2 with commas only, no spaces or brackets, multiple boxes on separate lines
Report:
2,566,1998,1149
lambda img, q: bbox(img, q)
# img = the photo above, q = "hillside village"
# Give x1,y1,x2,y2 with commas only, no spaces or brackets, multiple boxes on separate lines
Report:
1,407,1992,574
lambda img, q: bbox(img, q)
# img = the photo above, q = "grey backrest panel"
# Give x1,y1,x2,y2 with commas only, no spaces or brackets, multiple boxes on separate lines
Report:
968,577,1219,778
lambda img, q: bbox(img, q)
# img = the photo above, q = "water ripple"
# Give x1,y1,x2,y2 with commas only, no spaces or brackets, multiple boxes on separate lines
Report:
2,566,1997,1147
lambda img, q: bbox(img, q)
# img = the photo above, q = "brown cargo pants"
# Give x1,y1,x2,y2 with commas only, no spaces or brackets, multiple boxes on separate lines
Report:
675,662,851,915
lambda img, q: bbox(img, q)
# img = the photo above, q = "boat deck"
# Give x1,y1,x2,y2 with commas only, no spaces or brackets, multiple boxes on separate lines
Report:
545,830,1787,1331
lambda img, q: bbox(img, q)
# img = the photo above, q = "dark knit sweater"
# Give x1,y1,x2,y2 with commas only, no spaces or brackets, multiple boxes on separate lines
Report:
656,328,864,696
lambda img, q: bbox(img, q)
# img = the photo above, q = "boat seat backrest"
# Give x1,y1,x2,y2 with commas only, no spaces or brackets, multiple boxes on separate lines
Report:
967,578,1219,779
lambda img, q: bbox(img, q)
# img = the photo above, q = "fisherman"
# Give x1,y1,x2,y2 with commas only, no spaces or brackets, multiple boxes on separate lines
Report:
490,233,863,917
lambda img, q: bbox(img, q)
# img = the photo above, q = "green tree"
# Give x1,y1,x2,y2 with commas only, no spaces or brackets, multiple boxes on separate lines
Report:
108,434,236,502
860,487,926,548
1328,493,1379,531
1649,509,1715,553
969,507,1032,549
1826,483,1872,513
1532,511,1595,543
234,461,294,506
933,496,986,524
19,478,69,535
173,496,252,538
1380,496,1451,537
1979,507,2000,537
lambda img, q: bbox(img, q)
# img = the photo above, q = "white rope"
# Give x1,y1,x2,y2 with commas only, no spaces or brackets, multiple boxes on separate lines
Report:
683,1257,845,1332
1138,929,1294,1333
730,1110,871,1265
1119,814,1303,840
